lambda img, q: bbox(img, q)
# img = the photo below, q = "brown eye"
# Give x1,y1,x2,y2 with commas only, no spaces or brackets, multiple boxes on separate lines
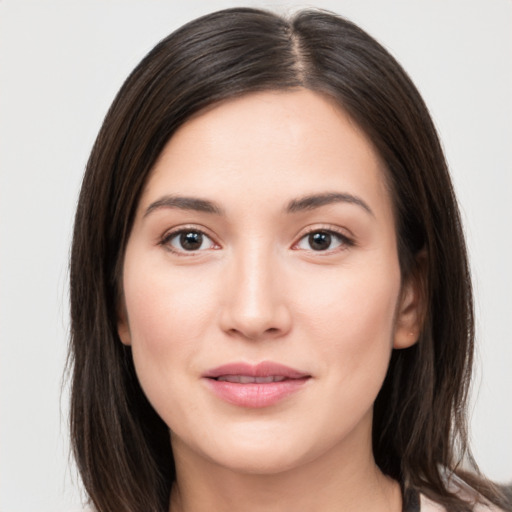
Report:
164,230,216,253
295,230,351,252
180,231,203,250
308,232,332,251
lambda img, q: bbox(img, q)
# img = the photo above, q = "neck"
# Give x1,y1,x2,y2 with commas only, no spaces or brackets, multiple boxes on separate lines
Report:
168,428,401,512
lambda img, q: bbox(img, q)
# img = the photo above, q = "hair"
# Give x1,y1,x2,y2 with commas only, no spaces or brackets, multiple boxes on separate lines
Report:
69,7,510,512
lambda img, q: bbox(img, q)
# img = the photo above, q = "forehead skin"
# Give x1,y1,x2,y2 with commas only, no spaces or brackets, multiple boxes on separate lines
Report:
138,89,394,240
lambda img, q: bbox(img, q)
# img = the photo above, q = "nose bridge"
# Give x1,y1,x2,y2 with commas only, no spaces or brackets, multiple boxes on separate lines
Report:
220,237,290,339
239,241,275,309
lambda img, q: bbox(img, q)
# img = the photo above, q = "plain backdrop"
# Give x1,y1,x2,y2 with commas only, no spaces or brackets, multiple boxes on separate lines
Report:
0,1,510,510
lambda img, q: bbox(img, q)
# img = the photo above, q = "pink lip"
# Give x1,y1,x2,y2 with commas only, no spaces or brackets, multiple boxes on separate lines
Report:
202,361,311,408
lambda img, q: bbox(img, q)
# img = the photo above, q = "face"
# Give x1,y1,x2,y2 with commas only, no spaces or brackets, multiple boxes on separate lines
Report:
118,89,420,476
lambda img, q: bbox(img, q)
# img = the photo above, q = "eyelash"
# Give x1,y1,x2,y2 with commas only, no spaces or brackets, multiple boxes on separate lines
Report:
159,226,355,256
159,227,218,256
293,227,355,253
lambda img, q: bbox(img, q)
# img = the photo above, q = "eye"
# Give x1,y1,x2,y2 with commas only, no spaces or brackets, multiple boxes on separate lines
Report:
294,229,352,252
162,229,217,253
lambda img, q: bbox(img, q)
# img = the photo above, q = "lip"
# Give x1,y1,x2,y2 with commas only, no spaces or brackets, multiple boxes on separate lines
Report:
202,361,311,408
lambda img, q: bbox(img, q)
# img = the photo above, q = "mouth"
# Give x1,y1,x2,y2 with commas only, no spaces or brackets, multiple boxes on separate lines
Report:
215,375,289,383
202,361,311,408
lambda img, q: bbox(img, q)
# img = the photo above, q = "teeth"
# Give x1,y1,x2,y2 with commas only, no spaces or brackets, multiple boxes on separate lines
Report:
217,375,288,383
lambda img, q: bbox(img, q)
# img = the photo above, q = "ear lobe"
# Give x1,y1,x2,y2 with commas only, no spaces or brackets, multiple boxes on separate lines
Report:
117,300,132,346
393,253,427,349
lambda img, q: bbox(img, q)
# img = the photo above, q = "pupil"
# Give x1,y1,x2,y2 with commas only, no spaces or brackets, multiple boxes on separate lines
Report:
180,232,202,250
309,232,331,251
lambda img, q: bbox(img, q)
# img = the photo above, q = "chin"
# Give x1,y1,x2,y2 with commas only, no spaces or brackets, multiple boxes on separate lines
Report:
173,420,314,476
210,421,344,476
207,443,310,476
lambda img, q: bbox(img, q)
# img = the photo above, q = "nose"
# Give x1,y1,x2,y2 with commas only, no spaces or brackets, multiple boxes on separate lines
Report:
219,245,292,341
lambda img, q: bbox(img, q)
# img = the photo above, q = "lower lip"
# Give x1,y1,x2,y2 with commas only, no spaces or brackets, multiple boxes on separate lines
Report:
204,378,310,408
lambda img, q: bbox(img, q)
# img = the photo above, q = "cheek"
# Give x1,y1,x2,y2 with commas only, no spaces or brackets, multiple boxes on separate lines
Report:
296,261,400,378
121,257,219,390
292,264,401,442
122,269,218,430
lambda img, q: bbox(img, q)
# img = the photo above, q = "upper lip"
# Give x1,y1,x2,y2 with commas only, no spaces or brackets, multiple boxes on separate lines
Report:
203,361,310,380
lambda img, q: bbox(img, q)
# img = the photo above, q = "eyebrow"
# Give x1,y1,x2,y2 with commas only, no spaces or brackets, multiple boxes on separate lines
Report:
286,192,374,216
144,195,224,217
144,191,374,218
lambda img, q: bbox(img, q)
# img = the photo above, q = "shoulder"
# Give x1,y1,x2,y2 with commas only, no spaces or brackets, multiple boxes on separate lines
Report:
420,493,504,511
419,472,508,512
448,473,508,512
420,494,447,511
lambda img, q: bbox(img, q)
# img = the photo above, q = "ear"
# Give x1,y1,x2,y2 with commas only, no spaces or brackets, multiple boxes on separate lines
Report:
393,252,426,349
117,298,132,346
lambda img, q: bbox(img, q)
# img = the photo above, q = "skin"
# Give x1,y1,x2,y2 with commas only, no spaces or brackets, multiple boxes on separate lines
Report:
118,89,421,512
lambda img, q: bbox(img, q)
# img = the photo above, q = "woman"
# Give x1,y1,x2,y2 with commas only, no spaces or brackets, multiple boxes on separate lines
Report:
68,7,510,512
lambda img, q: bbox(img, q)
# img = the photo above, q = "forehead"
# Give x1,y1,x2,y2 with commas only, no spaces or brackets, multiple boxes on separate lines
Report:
139,89,392,219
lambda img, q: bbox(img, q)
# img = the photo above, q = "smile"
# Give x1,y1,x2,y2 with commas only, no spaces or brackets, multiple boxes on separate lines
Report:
203,361,311,408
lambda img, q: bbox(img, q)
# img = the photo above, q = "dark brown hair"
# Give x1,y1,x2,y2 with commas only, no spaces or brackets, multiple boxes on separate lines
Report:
69,7,509,512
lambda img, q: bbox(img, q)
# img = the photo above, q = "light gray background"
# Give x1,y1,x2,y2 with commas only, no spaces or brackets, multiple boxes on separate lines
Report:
0,1,510,510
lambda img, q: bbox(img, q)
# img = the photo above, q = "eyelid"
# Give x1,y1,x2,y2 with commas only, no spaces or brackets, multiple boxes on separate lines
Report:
159,225,221,255
291,225,355,252
158,223,354,255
